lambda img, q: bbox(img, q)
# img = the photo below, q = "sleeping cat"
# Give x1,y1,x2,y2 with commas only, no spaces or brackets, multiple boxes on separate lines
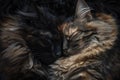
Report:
49,0,120,80
0,0,62,80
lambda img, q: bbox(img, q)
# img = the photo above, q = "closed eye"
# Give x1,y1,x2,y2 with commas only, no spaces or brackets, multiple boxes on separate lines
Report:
82,32,97,40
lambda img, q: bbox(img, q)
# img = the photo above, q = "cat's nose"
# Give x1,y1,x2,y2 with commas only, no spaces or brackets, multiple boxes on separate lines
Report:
63,36,68,49
63,49,68,54
63,49,71,56
55,51,62,57
53,46,62,58
63,37,69,56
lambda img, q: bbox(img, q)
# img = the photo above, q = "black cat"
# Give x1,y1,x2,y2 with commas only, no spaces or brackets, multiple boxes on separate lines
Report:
0,0,62,80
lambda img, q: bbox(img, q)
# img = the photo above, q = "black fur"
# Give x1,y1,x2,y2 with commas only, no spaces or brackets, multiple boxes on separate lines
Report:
0,0,63,80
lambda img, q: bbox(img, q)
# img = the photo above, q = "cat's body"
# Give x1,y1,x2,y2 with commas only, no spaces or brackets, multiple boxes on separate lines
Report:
49,0,120,80
0,0,62,80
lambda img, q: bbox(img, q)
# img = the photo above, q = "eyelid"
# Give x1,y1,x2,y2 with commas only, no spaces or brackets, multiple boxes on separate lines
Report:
39,31,53,38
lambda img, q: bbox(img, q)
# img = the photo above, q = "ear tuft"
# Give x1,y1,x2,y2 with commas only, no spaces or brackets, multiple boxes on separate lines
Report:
75,0,92,23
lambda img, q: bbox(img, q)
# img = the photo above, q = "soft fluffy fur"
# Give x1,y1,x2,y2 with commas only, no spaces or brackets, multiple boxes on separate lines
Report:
49,0,120,80
0,0,63,80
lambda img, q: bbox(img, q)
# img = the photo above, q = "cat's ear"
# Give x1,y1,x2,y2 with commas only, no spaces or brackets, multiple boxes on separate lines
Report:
75,0,93,23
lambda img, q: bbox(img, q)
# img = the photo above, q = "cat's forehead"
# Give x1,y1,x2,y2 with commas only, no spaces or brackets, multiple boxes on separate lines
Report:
39,30,53,38
39,28,60,39
60,22,82,38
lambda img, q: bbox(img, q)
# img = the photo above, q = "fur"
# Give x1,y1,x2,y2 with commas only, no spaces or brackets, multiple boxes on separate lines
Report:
49,0,120,80
0,0,62,80
0,0,120,80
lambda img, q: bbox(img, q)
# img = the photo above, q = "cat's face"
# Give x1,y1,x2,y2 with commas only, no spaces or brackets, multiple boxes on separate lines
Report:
23,21,63,65
36,28,62,65
59,0,117,56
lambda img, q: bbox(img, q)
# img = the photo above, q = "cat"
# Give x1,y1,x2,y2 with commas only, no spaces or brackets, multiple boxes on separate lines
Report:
49,0,120,80
0,0,63,80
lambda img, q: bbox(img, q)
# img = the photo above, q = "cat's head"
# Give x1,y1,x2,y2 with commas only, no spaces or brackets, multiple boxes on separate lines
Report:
60,0,118,56
20,6,63,65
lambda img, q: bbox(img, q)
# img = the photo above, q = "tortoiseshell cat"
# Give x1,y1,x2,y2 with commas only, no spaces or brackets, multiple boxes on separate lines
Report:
49,0,120,80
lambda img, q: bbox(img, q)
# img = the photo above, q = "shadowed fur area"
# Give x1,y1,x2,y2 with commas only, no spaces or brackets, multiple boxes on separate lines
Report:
0,16,50,80
0,0,63,80
0,0,120,80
